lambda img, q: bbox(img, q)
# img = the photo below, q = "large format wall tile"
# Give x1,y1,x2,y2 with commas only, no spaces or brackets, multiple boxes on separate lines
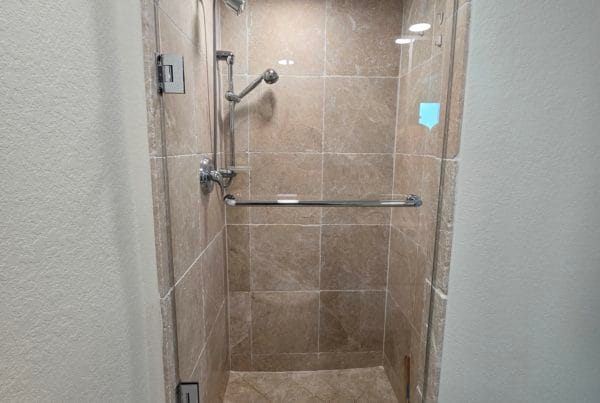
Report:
167,155,202,280
319,291,385,352
249,351,384,372
383,294,412,402
159,11,199,156
326,0,402,76
150,158,172,297
415,156,442,253
251,225,320,291
410,324,426,402
250,207,321,225
324,77,397,153
247,142,320,223
229,292,251,370
248,0,326,76
249,153,322,198
317,351,382,369
424,287,448,402
159,292,179,401
322,153,393,224
201,231,227,335
321,225,390,290
322,152,394,197
392,154,425,240
193,305,230,403
219,3,248,74
226,225,250,291
251,353,320,372
174,259,204,380
143,0,164,158
193,20,214,154
395,60,444,157
446,2,471,159
159,0,199,43
388,227,421,318
250,77,324,153
400,0,436,76
252,292,319,354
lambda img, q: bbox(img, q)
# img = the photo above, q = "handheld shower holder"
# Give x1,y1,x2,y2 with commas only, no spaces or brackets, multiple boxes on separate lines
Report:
214,47,279,186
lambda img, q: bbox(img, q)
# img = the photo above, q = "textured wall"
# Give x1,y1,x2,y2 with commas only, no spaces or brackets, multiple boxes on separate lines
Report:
0,1,164,401
221,0,403,372
439,1,600,402
141,0,230,401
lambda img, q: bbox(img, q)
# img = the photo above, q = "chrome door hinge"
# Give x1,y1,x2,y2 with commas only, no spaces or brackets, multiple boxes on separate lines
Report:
177,382,199,403
157,54,185,95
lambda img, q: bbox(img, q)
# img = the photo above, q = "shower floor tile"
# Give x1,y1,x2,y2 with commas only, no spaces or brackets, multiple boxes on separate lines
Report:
223,366,398,402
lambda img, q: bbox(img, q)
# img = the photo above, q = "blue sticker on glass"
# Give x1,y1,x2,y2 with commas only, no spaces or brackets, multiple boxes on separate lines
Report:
419,102,441,130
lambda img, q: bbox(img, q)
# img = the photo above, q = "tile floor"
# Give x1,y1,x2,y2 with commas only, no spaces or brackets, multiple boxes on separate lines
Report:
223,366,399,402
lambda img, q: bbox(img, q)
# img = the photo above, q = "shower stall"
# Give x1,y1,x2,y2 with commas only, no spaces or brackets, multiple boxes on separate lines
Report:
140,0,470,401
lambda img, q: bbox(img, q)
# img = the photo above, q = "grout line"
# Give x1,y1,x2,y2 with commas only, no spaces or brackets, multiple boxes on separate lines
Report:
249,351,383,357
157,5,197,47
171,227,225,292
382,28,406,362
226,223,393,228
224,225,232,370
387,291,420,336
318,0,328,353
395,152,443,160
243,5,254,369
248,151,395,156
425,278,448,300
249,290,385,294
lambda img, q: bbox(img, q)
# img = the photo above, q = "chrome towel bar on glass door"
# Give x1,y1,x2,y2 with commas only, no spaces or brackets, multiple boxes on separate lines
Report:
223,194,423,208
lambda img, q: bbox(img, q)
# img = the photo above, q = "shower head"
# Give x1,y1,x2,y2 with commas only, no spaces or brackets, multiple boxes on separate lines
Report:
228,68,280,103
223,0,246,15
262,69,279,84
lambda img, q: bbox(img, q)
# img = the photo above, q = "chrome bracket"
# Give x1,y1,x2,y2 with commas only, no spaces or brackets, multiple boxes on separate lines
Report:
177,383,199,403
157,54,185,94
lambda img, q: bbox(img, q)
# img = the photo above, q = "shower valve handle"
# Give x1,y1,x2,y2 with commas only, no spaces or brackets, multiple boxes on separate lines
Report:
199,158,226,194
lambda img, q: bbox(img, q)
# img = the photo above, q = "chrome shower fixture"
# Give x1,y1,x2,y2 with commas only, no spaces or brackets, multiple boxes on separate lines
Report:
223,0,246,15
226,69,279,103
212,48,280,186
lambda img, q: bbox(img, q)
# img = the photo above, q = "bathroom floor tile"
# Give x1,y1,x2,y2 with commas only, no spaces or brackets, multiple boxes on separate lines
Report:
223,366,398,402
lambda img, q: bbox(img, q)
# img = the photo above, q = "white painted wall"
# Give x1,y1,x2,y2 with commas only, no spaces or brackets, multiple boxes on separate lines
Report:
438,1,600,402
0,1,164,401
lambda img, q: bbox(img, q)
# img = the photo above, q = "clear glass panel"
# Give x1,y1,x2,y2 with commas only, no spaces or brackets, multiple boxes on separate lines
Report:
217,0,462,401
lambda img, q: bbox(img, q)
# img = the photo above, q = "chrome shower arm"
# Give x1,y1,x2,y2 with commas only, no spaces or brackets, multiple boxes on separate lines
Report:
233,75,265,101
226,68,279,103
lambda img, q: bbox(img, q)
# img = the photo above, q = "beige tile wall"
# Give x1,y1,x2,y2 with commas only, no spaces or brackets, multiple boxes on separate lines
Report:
142,0,468,400
220,0,403,372
140,0,229,401
217,0,468,401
